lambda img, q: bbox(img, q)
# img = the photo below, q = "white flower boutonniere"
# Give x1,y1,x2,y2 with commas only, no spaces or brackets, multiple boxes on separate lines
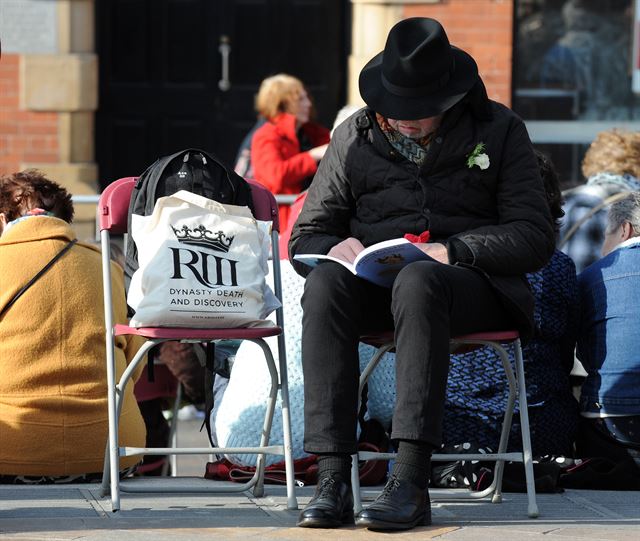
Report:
467,142,490,170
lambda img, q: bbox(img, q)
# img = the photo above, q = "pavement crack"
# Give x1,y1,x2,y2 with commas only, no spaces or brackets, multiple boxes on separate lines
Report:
79,488,108,518
562,493,627,520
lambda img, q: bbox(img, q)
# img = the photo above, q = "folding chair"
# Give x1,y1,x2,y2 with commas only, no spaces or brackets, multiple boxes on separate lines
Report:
98,177,297,512
351,330,539,519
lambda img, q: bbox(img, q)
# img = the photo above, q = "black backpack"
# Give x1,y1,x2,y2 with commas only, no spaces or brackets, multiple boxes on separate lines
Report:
124,148,254,284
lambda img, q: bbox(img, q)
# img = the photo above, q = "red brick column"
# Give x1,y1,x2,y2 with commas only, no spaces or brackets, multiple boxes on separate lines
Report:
403,0,513,106
0,54,60,176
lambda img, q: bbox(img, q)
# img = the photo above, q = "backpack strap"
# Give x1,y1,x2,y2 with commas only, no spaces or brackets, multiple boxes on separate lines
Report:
0,239,77,318
189,152,205,195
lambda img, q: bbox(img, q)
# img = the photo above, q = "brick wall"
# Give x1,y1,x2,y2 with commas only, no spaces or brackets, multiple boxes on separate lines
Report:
404,0,513,106
0,54,60,176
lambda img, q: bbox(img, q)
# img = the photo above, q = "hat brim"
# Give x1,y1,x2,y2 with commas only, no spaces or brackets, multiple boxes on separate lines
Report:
359,46,479,120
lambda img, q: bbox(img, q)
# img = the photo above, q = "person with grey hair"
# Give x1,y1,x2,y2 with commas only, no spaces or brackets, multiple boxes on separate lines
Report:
575,191,640,487
599,191,640,256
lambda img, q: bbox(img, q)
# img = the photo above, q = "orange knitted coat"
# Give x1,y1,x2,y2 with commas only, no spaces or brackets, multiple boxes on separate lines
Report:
0,217,145,475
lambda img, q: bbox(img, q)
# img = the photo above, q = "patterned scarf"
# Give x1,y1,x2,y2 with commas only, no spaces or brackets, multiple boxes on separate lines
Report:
4,208,54,234
586,172,640,192
376,113,436,167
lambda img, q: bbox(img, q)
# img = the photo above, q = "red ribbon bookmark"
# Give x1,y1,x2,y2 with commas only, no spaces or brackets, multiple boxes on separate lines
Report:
403,230,431,243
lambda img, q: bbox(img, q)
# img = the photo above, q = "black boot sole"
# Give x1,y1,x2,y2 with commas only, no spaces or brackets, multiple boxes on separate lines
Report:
356,510,431,531
297,510,355,529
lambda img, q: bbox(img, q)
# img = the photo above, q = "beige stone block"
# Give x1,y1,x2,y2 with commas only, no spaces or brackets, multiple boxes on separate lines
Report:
59,112,95,162
19,161,98,195
351,2,401,56
349,2,402,106
21,54,98,112
58,0,95,53
348,56,368,107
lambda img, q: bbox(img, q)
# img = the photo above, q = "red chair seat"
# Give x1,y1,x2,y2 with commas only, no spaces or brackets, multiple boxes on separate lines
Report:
114,323,282,340
360,329,520,350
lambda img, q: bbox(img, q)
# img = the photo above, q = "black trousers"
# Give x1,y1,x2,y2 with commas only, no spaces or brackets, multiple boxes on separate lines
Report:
301,261,512,454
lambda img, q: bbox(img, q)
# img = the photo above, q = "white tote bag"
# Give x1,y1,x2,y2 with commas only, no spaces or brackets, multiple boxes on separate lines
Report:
127,190,279,328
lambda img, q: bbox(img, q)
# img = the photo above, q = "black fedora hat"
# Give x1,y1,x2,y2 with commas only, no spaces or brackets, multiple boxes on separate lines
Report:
359,18,479,120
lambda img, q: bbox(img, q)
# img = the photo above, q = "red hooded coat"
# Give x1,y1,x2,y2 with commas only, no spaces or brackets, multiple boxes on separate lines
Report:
251,112,329,229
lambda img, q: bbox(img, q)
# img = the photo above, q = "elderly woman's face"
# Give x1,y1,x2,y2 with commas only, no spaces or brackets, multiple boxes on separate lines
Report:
388,115,442,139
287,88,312,126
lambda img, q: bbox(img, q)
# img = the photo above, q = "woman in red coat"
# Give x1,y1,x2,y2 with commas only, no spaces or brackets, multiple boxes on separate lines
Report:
251,74,330,230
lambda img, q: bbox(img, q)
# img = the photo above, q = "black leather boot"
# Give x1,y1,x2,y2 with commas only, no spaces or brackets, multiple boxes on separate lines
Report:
297,474,354,528
356,474,431,530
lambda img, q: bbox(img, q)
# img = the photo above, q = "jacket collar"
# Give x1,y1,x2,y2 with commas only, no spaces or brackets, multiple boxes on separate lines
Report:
0,216,75,246
612,236,640,253
363,109,398,158
362,103,467,164
269,112,300,143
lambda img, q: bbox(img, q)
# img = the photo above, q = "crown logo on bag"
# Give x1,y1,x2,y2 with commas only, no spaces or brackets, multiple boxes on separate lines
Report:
171,224,234,253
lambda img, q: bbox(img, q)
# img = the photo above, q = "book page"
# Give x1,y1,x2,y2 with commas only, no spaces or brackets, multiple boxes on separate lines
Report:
293,238,436,288
353,237,415,265
292,253,356,274
354,240,434,288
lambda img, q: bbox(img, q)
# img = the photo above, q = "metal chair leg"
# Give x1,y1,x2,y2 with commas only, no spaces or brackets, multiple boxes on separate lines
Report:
163,384,183,477
514,339,539,518
355,336,539,519
107,340,158,511
248,338,280,501
100,439,111,498
270,241,299,511
351,453,363,514
491,342,518,504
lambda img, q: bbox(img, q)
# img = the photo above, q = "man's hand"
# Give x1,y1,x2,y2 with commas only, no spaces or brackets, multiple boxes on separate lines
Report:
415,242,449,264
327,237,365,264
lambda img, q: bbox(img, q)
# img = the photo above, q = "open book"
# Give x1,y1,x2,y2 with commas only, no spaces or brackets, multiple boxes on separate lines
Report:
293,237,436,288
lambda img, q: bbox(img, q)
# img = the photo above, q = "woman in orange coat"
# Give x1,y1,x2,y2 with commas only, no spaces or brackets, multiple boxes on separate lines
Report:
0,170,146,483
251,74,330,230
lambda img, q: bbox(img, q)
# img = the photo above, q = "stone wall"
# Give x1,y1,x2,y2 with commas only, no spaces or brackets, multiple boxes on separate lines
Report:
348,0,513,107
404,0,513,106
0,0,97,238
0,0,58,54
0,54,60,175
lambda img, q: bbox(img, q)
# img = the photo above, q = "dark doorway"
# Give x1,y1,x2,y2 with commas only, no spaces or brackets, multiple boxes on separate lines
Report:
96,0,348,187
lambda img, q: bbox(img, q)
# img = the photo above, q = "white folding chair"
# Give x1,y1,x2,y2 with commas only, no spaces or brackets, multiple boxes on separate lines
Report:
352,330,539,519
98,177,297,512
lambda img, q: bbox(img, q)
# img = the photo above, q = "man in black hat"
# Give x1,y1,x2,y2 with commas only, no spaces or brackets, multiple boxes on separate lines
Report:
290,18,554,530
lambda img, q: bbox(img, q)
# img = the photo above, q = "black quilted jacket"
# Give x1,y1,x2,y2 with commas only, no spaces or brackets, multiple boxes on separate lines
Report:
289,94,555,342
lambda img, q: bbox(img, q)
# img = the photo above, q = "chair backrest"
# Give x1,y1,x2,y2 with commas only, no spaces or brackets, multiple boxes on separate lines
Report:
247,179,280,232
99,177,279,234
278,191,308,258
98,177,137,234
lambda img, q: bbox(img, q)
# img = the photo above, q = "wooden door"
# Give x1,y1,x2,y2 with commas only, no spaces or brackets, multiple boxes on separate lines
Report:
96,0,347,186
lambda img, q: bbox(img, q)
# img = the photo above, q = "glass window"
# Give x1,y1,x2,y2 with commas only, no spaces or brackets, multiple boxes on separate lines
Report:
513,0,638,187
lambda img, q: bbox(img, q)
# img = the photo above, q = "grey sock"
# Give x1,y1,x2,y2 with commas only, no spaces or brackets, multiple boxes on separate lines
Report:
391,440,433,489
317,453,352,482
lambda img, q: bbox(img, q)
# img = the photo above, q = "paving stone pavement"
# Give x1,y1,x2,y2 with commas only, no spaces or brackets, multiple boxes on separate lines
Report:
1,422,638,541
1,480,638,540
